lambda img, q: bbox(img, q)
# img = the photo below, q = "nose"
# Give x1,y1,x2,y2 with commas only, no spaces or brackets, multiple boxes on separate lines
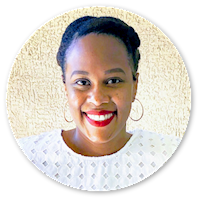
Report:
87,86,110,106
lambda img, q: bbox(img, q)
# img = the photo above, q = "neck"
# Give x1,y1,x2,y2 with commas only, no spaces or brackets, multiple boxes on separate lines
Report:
63,128,132,157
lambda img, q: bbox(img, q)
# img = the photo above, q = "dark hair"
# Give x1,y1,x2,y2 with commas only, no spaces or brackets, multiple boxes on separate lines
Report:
57,16,140,81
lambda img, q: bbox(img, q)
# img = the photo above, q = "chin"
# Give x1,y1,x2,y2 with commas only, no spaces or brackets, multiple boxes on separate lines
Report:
87,131,114,144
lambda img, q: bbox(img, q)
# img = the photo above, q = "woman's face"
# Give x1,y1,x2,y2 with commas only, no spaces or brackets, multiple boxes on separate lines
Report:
64,33,138,143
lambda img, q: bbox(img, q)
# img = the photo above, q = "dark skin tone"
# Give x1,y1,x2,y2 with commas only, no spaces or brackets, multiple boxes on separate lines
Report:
62,34,139,156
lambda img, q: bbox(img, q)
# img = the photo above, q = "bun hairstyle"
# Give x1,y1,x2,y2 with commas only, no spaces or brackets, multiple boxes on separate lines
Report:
57,16,141,81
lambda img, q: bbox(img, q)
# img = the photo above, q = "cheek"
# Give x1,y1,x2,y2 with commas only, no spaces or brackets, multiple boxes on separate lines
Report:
67,89,85,112
119,100,132,115
113,91,132,114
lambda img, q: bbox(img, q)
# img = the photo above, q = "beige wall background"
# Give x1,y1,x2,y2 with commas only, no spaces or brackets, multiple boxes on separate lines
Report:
6,7,191,139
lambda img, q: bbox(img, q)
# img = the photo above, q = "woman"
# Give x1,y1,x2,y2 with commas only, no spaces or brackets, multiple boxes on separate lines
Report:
18,16,181,191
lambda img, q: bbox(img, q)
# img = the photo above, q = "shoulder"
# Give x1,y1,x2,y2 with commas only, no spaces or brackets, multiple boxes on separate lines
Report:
17,129,62,154
128,129,181,157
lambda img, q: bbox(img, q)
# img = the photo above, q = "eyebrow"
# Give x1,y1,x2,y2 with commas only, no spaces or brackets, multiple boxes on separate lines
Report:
70,68,125,78
105,68,125,75
70,70,89,78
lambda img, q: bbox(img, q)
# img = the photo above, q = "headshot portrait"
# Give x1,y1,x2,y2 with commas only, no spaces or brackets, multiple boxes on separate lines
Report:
6,7,191,191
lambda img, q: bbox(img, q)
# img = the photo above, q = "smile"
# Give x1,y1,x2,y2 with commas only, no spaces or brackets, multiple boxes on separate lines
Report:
87,113,114,121
84,110,116,127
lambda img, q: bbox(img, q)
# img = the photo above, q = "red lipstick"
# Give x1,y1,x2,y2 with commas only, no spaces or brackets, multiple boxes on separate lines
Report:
84,110,116,127
86,110,114,115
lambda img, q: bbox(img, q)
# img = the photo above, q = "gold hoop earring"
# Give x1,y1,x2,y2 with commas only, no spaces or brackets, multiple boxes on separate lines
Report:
64,102,73,123
129,98,144,121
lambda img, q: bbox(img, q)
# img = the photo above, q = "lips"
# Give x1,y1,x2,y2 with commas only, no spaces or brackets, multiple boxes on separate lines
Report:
83,110,116,127
86,110,114,115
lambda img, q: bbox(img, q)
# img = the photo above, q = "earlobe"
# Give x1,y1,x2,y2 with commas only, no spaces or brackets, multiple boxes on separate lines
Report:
132,92,136,103
64,85,68,96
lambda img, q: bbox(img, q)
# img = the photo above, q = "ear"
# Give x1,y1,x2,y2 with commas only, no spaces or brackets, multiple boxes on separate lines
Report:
132,73,139,102
61,75,68,97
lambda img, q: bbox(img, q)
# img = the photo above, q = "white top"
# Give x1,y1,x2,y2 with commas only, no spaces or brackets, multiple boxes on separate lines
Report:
17,129,181,191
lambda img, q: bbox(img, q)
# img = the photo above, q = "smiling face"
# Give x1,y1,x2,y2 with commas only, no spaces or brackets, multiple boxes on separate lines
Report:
64,33,138,144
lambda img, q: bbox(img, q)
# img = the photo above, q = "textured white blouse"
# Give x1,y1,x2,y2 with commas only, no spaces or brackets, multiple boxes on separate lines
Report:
17,129,181,191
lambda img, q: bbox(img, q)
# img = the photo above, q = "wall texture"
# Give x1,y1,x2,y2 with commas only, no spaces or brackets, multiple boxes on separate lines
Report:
6,7,191,139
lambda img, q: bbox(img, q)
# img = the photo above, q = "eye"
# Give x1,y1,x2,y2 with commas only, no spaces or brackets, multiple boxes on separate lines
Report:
106,78,123,85
75,79,90,86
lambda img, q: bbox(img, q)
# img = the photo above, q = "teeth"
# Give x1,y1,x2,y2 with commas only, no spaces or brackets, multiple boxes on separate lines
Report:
87,113,114,121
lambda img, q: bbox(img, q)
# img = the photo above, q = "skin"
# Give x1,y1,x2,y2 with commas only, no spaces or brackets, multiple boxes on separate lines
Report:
62,33,139,156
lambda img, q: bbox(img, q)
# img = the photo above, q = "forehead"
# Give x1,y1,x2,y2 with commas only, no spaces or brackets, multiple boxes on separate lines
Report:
65,33,131,74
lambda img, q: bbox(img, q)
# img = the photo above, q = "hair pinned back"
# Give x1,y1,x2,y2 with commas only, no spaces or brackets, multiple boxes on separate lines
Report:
128,27,140,49
57,16,95,67
57,16,141,81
